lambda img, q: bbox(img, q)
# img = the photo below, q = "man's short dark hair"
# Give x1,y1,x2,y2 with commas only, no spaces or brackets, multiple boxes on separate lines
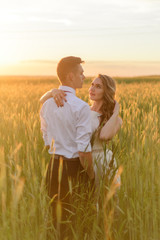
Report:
57,56,84,82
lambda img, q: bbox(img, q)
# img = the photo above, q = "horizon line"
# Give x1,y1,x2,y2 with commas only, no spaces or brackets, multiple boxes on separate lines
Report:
0,74,160,78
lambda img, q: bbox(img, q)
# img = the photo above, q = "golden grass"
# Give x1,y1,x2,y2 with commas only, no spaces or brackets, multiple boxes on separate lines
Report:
0,76,160,240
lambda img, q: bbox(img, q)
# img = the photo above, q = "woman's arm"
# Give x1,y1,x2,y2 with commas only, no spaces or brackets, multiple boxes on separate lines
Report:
40,89,67,106
40,90,52,104
99,102,123,141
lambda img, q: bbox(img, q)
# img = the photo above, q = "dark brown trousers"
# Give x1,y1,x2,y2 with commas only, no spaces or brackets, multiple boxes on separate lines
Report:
46,154,91,238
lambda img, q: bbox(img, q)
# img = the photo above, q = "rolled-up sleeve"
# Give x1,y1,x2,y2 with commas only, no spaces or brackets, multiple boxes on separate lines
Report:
40,104,49,146
76,104,92,152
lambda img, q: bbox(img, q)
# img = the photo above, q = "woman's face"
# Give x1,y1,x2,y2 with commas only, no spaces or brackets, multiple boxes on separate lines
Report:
89,77,104,101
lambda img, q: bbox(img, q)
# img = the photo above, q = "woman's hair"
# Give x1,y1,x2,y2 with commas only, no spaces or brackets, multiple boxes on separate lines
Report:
98,74,116,128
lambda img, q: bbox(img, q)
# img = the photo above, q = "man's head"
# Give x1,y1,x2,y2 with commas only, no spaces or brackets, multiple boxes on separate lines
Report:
57,56,85,89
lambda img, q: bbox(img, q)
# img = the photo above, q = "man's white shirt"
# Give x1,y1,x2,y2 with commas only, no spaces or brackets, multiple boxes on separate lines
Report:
40,86,92,158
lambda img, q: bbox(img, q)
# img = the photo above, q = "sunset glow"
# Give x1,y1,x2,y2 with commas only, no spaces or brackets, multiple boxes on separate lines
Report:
0,0,160,76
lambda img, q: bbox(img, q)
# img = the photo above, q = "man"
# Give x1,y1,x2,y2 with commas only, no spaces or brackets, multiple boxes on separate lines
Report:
40,56,94,237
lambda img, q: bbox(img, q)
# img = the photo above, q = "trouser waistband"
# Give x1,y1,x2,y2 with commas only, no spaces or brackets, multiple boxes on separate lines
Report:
54,154,79,162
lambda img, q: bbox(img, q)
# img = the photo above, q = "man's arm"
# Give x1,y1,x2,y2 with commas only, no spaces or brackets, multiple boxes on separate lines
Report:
99,101,123,141
79,151,95,180
76,104,95,180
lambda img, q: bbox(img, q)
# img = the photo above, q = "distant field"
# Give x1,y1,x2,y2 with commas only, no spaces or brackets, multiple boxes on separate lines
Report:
0,76,160,240
0,75,160,84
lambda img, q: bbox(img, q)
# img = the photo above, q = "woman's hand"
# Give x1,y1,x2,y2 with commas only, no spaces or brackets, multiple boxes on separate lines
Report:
51,89,67,107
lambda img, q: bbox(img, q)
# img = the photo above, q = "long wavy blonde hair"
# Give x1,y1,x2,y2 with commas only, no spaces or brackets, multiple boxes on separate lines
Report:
98,74,116,128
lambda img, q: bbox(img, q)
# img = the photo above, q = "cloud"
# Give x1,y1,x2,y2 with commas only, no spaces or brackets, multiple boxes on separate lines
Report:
0,10,72,23
28,17,72,26
0,0,160,37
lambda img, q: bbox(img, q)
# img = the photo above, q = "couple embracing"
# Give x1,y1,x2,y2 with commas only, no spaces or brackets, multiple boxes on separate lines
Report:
40,56,122,237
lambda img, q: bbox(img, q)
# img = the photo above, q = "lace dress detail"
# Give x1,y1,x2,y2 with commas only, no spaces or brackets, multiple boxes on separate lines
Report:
91,111,120,186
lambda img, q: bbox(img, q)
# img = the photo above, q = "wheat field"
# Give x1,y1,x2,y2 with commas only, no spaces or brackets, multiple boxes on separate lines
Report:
0,76,160,240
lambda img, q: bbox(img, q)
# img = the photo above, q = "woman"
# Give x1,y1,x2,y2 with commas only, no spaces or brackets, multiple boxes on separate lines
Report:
40,74,122,189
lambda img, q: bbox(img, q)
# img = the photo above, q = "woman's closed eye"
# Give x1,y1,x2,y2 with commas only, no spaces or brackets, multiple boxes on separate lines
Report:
91,83,102,88
96,84,102,89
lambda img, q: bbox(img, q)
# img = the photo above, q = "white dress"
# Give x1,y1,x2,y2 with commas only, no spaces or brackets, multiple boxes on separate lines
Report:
91,110,120,187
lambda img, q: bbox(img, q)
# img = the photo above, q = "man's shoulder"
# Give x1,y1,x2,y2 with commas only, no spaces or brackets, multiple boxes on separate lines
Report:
40,98,56,114
43,98,55,107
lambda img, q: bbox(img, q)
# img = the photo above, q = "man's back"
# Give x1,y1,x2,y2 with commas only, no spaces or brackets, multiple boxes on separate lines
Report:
40,86,92,158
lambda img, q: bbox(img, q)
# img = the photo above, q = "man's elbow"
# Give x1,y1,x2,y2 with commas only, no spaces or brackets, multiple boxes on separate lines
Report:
78,151,92,168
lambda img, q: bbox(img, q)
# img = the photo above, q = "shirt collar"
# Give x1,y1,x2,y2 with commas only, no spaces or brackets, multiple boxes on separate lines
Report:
91,110,102,117
59,86,76,95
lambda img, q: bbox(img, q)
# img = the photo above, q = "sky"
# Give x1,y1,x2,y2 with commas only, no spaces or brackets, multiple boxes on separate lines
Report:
0,0,160,76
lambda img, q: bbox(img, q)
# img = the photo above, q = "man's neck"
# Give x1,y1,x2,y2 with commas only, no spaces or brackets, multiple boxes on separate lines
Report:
61,83,76,90
59,85,76,95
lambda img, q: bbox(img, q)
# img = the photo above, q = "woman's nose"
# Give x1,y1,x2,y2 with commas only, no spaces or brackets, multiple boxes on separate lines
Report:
90,85,95,91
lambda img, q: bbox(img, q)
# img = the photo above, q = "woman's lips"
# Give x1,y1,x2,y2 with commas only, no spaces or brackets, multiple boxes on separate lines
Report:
89,92,95,96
